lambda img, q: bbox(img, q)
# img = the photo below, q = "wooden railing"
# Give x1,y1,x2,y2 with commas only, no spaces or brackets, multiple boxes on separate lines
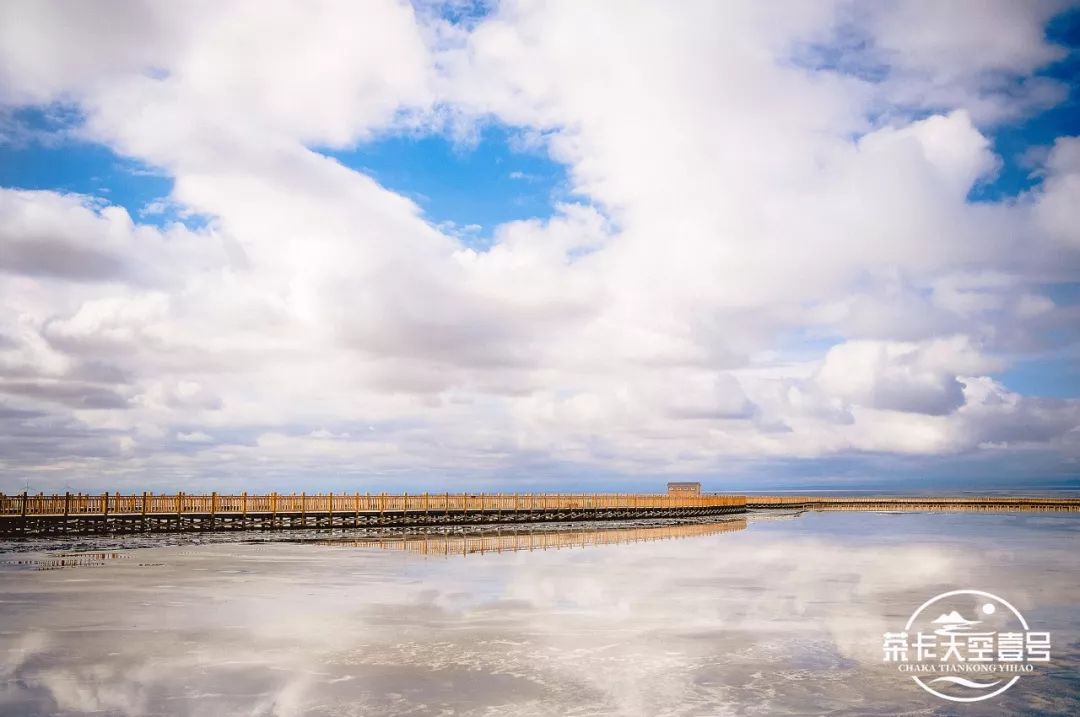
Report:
0,491,746,517
4,492,1074,518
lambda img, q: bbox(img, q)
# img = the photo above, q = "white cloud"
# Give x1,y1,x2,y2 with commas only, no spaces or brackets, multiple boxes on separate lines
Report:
1035,136,1080,248
864,0,1070,123
857,110,1000,197
814,337,998,416
0,1,1077,489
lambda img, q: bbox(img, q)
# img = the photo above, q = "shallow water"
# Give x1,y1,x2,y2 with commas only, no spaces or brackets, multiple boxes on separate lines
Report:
0,511,1077,716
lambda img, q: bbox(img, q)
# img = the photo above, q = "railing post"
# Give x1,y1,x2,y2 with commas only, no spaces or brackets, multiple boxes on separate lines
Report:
142,492,148,517
102,491,109,518
21,491,28,518
301,492,306,525
272,492,278,524
211,492,218,516
64,492,71,518
242,491,247,516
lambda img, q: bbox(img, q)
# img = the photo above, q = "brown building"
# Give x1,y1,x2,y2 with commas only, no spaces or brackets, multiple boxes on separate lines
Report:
666,481,701,497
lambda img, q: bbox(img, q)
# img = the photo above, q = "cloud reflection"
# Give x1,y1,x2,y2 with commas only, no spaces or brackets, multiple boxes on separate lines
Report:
0,512,1077,716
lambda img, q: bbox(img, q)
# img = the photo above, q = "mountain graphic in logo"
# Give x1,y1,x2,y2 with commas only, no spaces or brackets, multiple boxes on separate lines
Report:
932,610,978,625
931,610,983,635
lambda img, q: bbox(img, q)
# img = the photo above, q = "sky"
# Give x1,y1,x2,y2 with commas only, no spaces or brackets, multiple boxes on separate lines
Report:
0,0,1078,494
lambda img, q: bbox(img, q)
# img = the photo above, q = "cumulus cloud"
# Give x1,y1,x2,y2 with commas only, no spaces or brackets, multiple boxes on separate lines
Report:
0,191,136,282
815,337,997,416
1035,136,1080,248
860,0,1071,123
0,0,1077,490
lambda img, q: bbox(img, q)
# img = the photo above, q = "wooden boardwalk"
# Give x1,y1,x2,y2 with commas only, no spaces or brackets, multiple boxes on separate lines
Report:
0,492,745,536
1,491,1077,537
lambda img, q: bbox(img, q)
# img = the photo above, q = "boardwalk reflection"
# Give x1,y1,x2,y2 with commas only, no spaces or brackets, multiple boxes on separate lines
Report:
313,518,747,557
0,551,125,570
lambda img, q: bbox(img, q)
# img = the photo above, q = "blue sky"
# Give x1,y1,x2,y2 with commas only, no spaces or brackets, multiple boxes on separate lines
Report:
0,1,1078,492
0,108,170,216
969,7,1080,201
326,125,572,243
0,110,571,237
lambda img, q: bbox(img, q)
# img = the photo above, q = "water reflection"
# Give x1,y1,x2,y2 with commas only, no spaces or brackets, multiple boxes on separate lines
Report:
0,551,126,571
0,512,1077,716
311,518,747,556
